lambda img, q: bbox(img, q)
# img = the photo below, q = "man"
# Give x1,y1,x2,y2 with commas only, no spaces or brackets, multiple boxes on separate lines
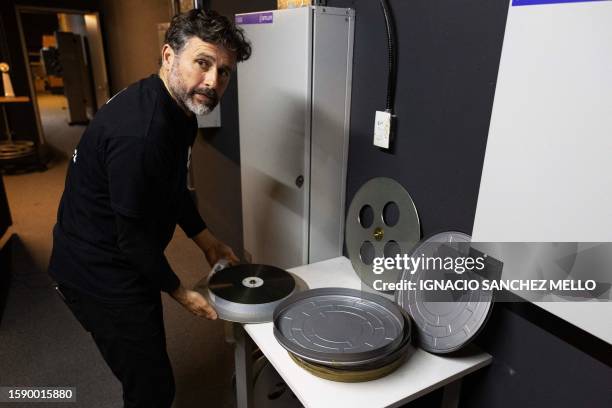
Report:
48,9,251,407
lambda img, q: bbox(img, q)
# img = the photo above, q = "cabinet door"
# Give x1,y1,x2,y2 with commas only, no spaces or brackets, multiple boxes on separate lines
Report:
237,8,311,269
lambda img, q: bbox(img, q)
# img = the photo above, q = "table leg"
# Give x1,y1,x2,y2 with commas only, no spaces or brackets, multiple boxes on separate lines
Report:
440,379,461,408
234,323,254,408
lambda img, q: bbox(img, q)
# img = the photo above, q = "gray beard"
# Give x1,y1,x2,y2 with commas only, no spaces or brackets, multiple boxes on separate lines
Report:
168,63,213,116
184,96,211,116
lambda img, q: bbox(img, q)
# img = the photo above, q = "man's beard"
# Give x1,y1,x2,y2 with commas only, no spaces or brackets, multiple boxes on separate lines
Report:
168,61,218,115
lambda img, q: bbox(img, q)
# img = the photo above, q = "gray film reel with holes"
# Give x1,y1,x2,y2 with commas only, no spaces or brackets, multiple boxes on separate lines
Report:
396,231,494,354
346,177,420,290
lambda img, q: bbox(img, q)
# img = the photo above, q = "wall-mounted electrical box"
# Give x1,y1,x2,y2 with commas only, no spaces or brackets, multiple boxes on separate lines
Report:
237,6,354,269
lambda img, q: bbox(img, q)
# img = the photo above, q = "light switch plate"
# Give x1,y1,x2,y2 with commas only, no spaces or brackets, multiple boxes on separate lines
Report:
373,110,391,149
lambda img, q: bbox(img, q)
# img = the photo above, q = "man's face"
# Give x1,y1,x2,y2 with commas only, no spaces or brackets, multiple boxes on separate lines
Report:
164,37,236,115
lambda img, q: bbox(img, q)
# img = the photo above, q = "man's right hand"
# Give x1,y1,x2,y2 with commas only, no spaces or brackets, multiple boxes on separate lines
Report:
170,285,218,320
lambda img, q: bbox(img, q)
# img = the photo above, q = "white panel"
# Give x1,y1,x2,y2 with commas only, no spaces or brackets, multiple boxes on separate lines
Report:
196,104,221,128
237,8,311,269
473,1,612,343
309,7,354,263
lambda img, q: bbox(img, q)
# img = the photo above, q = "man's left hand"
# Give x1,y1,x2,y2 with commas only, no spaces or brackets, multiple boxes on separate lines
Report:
192,229,240,267
203,238,240,267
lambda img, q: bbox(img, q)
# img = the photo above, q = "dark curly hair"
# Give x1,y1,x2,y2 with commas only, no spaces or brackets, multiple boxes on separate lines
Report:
164,9,251,62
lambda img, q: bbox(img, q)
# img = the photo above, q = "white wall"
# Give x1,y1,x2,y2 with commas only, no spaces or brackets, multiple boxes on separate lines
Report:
473,1,612,344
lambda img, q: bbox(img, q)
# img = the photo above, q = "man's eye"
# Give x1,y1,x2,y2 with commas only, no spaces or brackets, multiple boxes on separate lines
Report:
220,70,230,78
197,60,210,68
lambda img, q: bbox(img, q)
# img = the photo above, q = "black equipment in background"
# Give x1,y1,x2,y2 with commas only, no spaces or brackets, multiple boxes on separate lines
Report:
55,31,95,125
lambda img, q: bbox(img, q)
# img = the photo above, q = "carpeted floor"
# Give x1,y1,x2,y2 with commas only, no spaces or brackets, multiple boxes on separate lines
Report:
35,93,86,160
0,95,236,408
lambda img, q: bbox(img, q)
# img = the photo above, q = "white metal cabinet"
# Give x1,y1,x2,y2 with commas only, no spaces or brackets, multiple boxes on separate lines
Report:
237,7,354,269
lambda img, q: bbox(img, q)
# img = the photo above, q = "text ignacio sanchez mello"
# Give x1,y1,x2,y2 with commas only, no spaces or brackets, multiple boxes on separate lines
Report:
372,253,597,293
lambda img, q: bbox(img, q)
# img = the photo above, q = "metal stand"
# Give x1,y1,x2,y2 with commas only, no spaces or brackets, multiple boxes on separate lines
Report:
234,323,254,408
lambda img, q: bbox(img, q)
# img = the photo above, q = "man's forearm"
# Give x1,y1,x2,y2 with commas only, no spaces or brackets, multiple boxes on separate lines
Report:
177,189,207,237
191,228,216,253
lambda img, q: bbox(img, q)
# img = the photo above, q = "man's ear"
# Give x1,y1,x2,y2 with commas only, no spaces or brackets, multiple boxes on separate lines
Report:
161,44,175,71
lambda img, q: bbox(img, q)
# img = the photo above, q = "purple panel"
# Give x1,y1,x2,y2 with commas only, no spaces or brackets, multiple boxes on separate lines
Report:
235,12,273,25
513,0,609,6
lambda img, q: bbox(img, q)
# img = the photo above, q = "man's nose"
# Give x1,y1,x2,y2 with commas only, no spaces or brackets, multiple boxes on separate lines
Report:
203,68,218,90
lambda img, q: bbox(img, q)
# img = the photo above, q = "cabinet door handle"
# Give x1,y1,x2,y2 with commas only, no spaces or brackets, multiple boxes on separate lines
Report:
295,175,304,188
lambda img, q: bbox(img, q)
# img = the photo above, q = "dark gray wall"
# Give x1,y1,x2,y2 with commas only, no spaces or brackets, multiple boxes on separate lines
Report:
195,0,612,406
462,304,612,407
331,0,506,237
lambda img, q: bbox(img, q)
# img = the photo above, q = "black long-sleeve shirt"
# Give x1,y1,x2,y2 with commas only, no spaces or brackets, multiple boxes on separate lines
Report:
49,75,205,303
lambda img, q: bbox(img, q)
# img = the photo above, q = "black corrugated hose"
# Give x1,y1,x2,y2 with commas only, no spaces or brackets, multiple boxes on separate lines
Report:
379,0,397,114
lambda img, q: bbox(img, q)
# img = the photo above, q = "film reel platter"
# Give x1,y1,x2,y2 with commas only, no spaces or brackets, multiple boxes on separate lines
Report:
273,288,406,366
194,262,308,323
273,287,413,374
346,177,421,290
0,140,36,160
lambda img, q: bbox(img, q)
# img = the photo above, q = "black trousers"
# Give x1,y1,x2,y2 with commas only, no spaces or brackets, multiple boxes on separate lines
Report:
56,284,175,408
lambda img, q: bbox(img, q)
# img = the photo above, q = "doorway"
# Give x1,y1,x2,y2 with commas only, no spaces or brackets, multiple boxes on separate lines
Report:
15,6,109,158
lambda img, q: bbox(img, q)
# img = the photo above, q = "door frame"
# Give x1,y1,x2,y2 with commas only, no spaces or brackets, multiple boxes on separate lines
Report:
14,5,109,145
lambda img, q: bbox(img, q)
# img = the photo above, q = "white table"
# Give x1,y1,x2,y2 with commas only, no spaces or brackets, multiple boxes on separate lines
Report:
234,257,492,408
